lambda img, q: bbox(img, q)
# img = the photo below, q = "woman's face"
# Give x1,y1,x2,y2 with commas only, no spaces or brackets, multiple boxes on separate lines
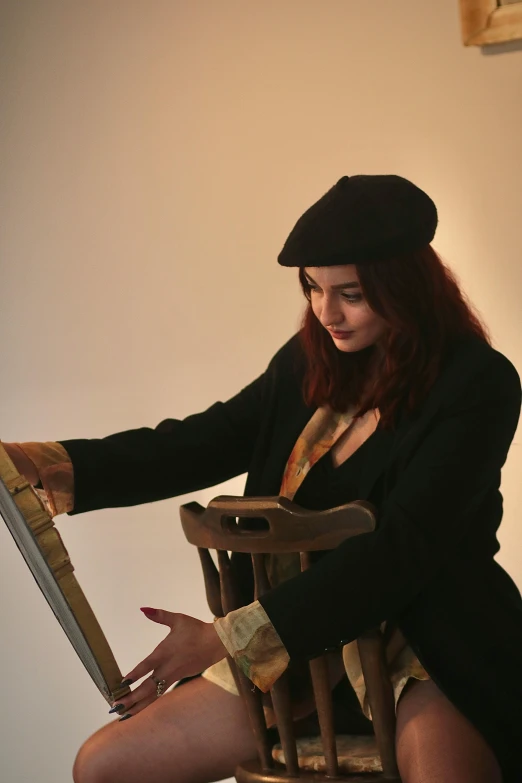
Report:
304,265,388,353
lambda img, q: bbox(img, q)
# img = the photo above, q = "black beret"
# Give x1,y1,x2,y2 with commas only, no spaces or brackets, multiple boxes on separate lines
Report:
277,174,438,267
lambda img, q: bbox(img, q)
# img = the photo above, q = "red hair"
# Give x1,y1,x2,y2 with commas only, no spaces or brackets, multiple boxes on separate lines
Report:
298,246,491,431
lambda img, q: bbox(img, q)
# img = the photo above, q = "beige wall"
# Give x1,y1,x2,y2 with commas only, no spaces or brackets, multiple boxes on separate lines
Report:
1,1,521,781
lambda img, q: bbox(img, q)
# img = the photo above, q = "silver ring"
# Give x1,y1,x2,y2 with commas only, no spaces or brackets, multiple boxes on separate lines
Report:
152,676,167,697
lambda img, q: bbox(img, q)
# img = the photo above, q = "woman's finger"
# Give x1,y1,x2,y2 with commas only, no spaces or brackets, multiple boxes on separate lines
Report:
122,628,184,685
122,652,159,685
140,607,179,628
113,674,171,720
113,676,156,712
111,671,170,715
117,691,158,720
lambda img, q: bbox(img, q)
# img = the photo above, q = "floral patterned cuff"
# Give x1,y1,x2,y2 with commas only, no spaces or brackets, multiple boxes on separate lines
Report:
16,442,74,517
214,599,290,693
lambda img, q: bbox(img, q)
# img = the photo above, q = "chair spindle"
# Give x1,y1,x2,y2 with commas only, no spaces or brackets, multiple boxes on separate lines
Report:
358,631,399,779
252,552,272,598
197,548,223,618
216,548,274,771
301,551,339,777
269,675,300,776
251,550,300,775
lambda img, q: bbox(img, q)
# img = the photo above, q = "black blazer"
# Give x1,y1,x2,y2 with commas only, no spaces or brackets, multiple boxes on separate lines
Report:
61,331,522,781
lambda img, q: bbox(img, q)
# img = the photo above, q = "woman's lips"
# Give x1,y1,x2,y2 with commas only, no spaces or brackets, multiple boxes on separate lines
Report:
329,330,354,339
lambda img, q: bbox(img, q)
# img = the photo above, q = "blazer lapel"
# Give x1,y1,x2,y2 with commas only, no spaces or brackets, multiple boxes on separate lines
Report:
358,426,398,502
358,333,488,502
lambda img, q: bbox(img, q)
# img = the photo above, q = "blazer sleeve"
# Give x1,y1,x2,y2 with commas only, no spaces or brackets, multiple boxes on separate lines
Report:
258,350,522,661
59,370,269,515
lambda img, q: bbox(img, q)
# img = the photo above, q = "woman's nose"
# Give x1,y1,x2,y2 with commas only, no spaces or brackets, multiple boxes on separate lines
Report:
319,295,343,327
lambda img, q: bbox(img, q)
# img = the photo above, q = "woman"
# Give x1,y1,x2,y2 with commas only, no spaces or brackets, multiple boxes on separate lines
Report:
6,174,522,783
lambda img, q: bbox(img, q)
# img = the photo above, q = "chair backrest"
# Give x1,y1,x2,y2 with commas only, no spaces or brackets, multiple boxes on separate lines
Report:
180,495,400,780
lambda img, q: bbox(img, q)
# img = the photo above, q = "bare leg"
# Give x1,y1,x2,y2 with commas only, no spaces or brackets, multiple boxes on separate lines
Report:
395,678,503,783
73,677,259,783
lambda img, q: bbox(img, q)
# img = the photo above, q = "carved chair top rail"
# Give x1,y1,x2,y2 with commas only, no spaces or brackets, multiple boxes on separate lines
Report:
179,495,377,554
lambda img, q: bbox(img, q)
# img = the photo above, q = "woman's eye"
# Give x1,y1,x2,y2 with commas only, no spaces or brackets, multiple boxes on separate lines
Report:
307,285,361,303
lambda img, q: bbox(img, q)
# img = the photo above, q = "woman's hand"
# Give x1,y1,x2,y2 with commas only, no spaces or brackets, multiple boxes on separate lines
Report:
110,608,226,720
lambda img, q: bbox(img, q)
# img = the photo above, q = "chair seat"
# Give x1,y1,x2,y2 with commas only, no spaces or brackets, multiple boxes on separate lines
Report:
272,734,382,774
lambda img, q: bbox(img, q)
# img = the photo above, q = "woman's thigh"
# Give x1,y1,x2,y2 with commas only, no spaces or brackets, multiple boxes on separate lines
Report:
73,676,258,783
395,678,502,783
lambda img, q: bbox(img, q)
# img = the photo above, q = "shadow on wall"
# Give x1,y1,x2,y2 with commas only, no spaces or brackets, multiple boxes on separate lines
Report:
481,38,522,54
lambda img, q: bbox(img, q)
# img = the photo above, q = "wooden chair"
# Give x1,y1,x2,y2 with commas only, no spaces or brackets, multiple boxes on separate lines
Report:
180,495,402,782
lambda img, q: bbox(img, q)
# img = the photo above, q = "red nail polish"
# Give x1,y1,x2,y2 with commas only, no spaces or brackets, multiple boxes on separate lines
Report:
140,607,157,616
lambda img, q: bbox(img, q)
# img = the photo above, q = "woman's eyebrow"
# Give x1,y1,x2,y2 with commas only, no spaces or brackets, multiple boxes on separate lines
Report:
304,273,360,290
